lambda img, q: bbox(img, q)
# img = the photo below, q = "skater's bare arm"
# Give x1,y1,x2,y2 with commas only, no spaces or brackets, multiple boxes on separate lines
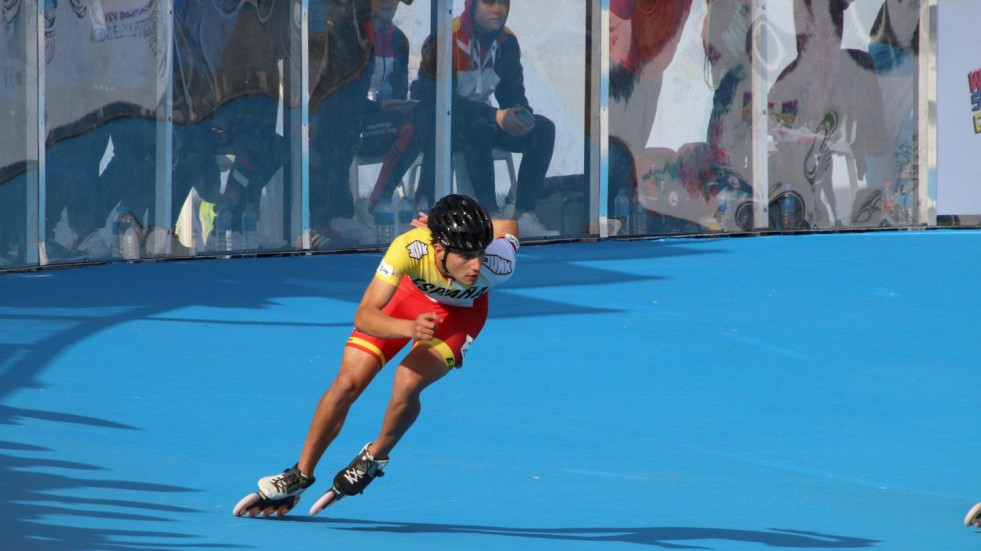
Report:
353,278,442,341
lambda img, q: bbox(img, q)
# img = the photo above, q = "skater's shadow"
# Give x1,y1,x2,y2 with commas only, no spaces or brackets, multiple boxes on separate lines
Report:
289,517,879,548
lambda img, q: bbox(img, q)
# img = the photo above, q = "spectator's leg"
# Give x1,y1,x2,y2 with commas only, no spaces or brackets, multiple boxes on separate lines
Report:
510,114,556,213
456,118,500,212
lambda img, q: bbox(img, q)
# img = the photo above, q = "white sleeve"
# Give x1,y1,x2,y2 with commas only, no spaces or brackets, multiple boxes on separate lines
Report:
481,234,518,286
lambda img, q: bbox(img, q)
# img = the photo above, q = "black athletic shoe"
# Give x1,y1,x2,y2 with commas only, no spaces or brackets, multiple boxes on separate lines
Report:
332,443,388,496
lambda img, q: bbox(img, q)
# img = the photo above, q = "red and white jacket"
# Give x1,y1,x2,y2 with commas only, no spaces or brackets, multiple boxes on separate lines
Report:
417,0,533,124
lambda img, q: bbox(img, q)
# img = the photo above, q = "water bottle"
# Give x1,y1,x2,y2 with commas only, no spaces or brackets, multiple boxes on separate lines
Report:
117,211,141,260
880,181,895,227
630,193,647,235
110,206,127,259
374,197,395,245
241,202,259,250
780,183,795,230
397,193,414,235
215,200,233,252
614,188,630,235
898,180,913,225
713,188,730,231
882,181,896,211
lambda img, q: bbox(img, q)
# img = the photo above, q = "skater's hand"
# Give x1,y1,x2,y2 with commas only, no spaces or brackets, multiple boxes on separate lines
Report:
411,212,429,228
410,312,442,341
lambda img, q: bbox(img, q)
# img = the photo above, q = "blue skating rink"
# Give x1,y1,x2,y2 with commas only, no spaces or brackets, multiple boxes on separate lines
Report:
1,230,979,551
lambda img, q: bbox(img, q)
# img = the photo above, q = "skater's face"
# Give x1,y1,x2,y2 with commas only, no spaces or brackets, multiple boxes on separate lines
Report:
437,246,484,286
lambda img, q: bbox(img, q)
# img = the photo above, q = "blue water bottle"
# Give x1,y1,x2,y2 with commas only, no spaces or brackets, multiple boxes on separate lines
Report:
241,203,259,250
780,184,795,230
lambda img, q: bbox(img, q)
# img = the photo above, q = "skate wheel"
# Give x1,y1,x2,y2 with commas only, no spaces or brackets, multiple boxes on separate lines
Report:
965,502,981,527
263,496,299,517
274,498,298,517
309,489,344,515
232,493,261,517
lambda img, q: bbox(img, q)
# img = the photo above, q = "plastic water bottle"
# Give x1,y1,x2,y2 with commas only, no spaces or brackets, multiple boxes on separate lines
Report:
713,187,730,231
109,206,127,259
880,181,895,227
397,193,414,235
241,202,259,250
215,200,233,252
116,211,141,260
630,193,647,235
374,197,395,245
898,180,913,225
614,188,630,235
780,183,795,230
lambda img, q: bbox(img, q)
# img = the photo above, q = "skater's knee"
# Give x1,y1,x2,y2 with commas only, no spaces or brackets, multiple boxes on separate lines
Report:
390,350,447,400
328,373,369,404
329,349,381,403
389,370,430,404
390,376,426,404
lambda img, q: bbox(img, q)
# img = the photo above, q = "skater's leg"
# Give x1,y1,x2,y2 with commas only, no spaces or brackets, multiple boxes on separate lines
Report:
299,347,382,477
369,344,449,460
238,347,388,517
313,346,446,507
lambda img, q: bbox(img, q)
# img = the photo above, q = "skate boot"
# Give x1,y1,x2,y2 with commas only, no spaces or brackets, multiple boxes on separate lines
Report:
258,463,315,499
966,502,981,527
232,463,315,517
308,443,389,515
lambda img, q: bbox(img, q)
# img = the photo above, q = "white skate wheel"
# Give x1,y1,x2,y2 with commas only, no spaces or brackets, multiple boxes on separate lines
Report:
309,489,344,515
965,502,981,527
267,496,299,517
232,493,261,517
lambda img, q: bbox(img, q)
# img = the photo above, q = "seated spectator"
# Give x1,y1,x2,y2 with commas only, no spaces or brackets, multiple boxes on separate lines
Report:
308,0,375,244
358,0,420,219
413,0,557,238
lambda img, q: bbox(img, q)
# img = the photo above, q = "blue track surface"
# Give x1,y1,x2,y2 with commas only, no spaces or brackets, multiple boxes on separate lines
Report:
1,230,979,551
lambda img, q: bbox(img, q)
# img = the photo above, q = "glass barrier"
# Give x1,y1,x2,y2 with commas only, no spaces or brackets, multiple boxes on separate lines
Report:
0,0,971,273
335,0,590,248
310,0,432,250
0,1,38,270
169,0,302,257
608,0,926,235
607,0,705,236
507,0,590,241
766,0,922,231
41,0,171,264
432,0,588,241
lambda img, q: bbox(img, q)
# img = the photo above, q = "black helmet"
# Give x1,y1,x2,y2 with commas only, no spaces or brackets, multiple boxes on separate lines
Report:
427,194,494,253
